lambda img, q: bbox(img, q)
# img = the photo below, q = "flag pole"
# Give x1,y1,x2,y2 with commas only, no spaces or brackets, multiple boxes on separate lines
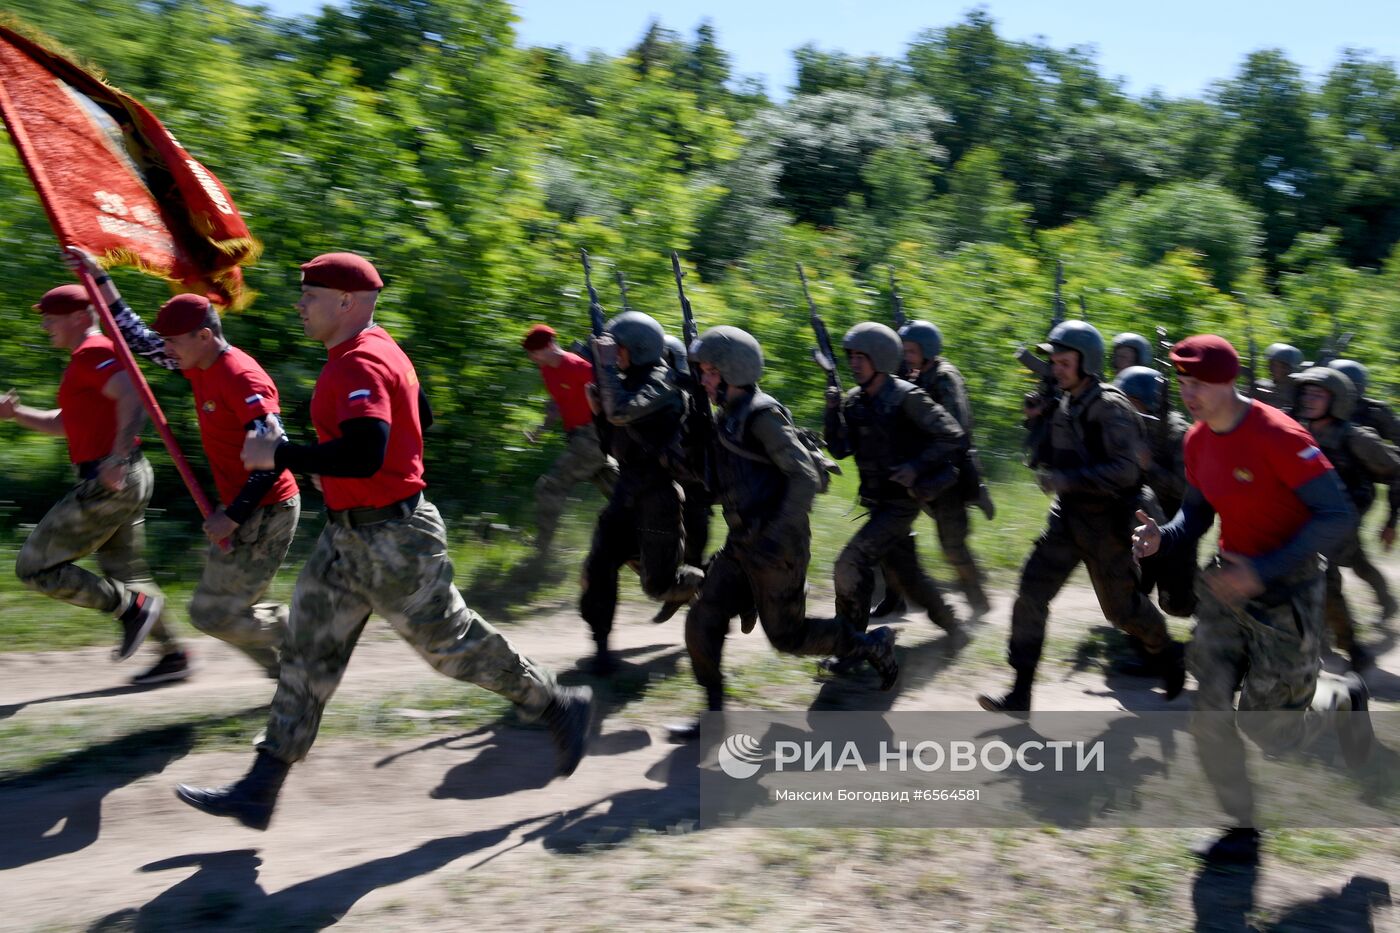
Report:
0,71,219,528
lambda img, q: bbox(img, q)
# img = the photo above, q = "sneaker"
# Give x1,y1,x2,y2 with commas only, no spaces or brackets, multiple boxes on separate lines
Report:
114,592,164,662
1338,672,1374,768
1191,827,1260,865
131,650,192,686
543,686,593,778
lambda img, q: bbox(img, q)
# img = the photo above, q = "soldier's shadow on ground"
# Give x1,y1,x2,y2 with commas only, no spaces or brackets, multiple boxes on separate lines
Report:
87,814,569,933
1192,865,1390,932
1071,624,1197,712
379,645,682,802
0,709,266,872
0,682,170,721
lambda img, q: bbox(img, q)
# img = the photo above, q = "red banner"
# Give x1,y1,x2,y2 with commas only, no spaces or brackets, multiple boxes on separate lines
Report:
0,20,259,308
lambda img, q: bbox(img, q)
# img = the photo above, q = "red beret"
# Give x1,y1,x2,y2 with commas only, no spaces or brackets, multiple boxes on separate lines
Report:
300,252,384,292
34,284,91,315
154,294,214,337
1170,334,1240,384
522,323,556,351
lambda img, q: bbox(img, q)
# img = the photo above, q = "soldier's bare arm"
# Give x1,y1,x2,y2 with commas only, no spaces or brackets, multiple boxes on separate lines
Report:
1,389,65,435
100,370,148,490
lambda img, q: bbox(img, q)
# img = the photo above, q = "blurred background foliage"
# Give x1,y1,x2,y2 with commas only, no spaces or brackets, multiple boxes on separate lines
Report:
4,0,1400,534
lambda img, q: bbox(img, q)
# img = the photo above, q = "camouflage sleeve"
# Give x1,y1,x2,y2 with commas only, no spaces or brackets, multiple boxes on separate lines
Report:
824,391,855,460
1374,402,1400,447
1348,425,1400,482
901,388,967,469
1144,420,1188,504
110,297,179,371
936,366,974,434
600,365,680,426
750,408,819,531
1054,394,1143,496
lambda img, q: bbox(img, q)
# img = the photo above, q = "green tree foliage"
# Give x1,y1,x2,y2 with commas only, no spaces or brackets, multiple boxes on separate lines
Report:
1,0,1397,524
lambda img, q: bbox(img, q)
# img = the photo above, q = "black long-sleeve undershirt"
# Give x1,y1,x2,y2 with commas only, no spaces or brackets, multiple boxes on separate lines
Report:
274,418,390,478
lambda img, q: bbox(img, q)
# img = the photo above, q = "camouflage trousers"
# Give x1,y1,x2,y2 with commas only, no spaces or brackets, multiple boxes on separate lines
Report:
188,495,300,672
534,424,619,554
1323,531,1370,657
1189,556,1354,825
688,531,860,710
1008,498,1170,674
881,494,990,613
580,474,702,650
14,455,180,652
836,499,956,633
1348,540,1395,613
257,497,557,764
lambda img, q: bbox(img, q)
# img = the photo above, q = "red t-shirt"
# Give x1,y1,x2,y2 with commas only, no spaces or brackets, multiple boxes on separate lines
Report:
185,346,299,508
1184,400,1333,557
311,326,426,510
59,333,124,464
540,351,596,432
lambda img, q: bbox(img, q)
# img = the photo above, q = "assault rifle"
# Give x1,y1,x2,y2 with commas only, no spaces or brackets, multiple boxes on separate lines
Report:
888,267,907,330
581,248,607,338
798,262,842,393
673,250,715,492
615,267,633,313
1153,325,1172,447
1014,261,1068,457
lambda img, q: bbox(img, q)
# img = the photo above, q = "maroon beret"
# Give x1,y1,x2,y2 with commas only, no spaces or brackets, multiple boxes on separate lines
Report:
522,323,556,351
154,294,213,337
300,252,384,292
34,284,92,315
1170,334,1240,384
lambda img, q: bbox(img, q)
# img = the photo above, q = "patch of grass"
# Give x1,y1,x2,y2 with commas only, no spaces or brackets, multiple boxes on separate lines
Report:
1266,829,1359,867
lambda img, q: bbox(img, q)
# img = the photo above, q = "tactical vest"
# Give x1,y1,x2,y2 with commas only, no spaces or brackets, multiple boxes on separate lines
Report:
1049,381,1138,502
713,391,789,527
611,364,686,481
1318,423,1378,514
844,378,932,503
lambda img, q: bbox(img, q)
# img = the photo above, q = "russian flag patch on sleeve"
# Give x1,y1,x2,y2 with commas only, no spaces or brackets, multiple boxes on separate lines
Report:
1298,445,1322,460
348,388,372,401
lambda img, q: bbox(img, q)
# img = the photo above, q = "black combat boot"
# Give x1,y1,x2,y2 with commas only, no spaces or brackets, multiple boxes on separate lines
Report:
977,668,1034,717
739,608,758,634
585,634,617,677
651,600,686,624
861,626,900,690
175,751,290,830
1338,671,1374,768
543,686,593,778
871,592,907,619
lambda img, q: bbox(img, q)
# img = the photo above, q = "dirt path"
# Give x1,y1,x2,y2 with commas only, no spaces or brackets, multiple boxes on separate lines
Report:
3,575,1400,932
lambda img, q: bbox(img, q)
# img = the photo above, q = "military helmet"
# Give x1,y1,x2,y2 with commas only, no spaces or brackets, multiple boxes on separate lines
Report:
1113,365,1164,410
663,334,689,373
899,320,943,360
1331,359,1369,396
1264,343,1303,369
604,310,666,367
1290,366,1356,421
1040,319,1105,378
842,322,903,374
1112,333,1153,370
690,325,764,386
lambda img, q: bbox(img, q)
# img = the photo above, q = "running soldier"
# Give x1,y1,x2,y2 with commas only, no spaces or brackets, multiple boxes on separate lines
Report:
1289,366,1400,671
580,311,704,674
521,323,618,562
1253,343,1302,410
979,320,1185,714
669,327,898,739
3,283,188,684
1134,335,1372,866
824,323,967,651
69,250,300,678
1115,365,1197,618
1110,333,1154,376
653,333,715,624
1331,359,1399,622
873,320,992,620
175,253,591,829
